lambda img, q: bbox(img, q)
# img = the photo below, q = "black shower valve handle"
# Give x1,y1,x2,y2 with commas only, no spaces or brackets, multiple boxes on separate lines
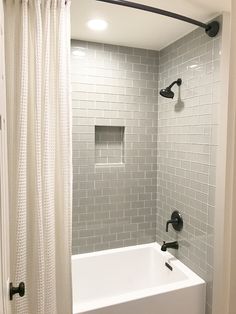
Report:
166,218,179,232
165,211,183,232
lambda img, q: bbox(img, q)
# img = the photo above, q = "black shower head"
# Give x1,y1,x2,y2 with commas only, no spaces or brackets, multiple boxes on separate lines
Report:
160,87,174,99
160,78,182,99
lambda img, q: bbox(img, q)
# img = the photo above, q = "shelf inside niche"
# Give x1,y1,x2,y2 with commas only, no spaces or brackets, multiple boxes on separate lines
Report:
95,126,124,166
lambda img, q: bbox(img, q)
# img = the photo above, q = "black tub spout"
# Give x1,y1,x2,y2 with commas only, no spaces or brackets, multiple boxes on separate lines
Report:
161,241,179,252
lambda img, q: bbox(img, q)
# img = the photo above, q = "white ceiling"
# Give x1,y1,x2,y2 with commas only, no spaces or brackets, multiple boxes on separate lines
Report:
71,0,230,50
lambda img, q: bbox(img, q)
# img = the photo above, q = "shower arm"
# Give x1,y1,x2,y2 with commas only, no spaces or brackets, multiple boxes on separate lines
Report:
168,79,182,90
96,0,220,37
167,80,178,90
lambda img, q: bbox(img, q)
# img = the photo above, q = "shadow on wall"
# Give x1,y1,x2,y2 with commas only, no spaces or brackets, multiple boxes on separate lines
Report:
175,88,185,112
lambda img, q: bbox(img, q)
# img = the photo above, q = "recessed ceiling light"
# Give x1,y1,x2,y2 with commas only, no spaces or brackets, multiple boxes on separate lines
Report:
87,19,108,31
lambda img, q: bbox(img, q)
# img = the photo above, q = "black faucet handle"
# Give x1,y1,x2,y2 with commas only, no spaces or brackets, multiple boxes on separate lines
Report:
166,211,183,232
166,218,178,232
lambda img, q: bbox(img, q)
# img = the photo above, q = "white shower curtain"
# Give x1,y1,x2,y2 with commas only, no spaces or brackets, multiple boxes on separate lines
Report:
4,0,72,313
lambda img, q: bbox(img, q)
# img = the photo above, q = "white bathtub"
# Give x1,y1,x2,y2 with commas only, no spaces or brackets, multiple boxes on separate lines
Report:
72,243,206,314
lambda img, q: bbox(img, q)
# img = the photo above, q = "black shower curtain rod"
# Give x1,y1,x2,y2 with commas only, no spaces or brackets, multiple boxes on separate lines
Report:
96,0,220,37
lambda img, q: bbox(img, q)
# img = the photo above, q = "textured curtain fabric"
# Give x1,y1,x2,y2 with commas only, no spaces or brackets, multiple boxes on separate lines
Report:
4,0,72,313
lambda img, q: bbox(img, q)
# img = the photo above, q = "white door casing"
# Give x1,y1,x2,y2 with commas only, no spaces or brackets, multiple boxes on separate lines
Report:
0,0,11,313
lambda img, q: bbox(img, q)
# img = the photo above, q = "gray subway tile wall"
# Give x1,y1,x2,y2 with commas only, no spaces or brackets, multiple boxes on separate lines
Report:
72,40,159,254
156,23,221,314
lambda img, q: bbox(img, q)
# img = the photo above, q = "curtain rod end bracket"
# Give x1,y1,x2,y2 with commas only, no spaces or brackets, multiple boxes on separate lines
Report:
205,21,220,37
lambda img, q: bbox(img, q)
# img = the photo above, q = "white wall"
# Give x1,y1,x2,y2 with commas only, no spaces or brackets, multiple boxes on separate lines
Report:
212,9,236,314
0,0,11,312
224,4,236,313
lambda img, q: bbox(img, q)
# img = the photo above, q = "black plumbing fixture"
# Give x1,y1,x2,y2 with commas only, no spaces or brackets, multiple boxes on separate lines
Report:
166,211,183,232
96,0,220,37
160,78,182,99
161,241,179,251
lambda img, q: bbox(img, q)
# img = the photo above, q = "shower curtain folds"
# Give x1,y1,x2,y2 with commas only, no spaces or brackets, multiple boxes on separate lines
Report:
4,0,72,313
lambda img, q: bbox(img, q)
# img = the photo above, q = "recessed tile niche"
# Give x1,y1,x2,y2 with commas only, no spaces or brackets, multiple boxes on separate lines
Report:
95,126,125,165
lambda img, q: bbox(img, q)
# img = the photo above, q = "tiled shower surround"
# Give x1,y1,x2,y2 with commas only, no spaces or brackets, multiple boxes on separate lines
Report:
72,21,221,314
72,40,159,254
156,25,221,314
